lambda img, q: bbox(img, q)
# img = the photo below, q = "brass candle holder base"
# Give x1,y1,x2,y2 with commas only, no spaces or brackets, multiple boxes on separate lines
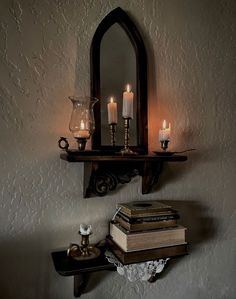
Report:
75,137,87,151
120,118,137,155
160,140,169,151
120,147,137,155
67,233,101,261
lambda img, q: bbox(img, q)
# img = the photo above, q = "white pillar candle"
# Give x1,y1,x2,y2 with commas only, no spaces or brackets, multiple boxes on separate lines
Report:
122,84,134,119
159,120,171,141
107,97,118,124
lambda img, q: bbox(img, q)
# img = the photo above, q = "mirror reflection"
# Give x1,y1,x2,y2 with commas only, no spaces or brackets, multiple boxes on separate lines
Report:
100,23,137,146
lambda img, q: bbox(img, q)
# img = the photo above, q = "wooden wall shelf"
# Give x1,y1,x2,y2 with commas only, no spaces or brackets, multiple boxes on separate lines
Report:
60,152,187,197
51,243,188,297
51,246,115,298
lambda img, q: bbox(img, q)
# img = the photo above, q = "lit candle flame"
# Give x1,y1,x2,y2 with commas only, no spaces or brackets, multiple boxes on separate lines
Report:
126,84,131,92
110,97,114,103
163,119,167,129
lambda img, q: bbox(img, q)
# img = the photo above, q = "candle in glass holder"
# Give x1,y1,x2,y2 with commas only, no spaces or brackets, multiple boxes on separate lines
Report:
122,84,134,119
107,97,118,124
73,120,90,138
159,120,171,141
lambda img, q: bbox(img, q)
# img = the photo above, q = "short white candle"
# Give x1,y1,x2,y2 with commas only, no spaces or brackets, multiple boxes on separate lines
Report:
73,120,90,138
80,120,85,130
159,120,171,141
107,97,118,124
122,84,134,119
79,224,92,235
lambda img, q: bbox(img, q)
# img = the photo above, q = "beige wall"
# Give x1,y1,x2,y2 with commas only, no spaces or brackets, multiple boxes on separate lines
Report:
0,0,235,298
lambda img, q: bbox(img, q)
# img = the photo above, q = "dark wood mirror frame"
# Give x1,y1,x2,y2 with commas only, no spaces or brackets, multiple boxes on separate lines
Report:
90,7,148,153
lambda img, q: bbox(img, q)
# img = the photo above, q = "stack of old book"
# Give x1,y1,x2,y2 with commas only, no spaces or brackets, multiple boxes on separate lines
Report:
107,200,187,264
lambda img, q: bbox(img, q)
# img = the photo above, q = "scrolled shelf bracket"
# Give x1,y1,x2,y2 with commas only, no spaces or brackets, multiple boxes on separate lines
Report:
83,160,163,197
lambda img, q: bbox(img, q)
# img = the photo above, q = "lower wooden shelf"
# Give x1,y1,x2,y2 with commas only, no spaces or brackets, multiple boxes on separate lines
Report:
51,245,115,297
51,242,188,297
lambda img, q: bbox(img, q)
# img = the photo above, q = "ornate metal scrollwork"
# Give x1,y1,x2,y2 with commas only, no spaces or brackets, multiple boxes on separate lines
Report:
89,167,139,197
91,171,118,196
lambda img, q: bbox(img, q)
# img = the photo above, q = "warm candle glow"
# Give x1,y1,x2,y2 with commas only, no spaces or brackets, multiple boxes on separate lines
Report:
110,97,114,103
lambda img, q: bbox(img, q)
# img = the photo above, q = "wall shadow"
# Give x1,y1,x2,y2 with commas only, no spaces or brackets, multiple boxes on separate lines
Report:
150,199,218,280
0,231,73,299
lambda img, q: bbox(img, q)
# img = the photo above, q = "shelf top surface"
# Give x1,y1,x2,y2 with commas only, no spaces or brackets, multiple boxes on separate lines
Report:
60,152,188,162
51,248,115,276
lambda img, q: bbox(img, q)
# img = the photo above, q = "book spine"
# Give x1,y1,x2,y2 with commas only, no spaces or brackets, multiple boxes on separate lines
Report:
118,212,180,223
120,206,172,217
107,237,188,265
115,217,177,232
110,223,186,252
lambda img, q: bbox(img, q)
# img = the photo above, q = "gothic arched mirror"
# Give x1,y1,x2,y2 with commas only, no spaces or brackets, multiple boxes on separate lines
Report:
90,7,147,153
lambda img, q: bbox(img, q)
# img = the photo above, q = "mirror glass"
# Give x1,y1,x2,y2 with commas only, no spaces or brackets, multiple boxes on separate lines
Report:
100,23,137,146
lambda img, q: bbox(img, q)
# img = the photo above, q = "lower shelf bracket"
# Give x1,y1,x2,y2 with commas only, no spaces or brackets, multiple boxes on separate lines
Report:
74,273,88,297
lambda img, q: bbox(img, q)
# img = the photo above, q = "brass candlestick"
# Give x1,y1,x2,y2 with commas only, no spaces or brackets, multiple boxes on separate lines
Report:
80,233,91,257
121,118,137,155
58,136,87,151
75,137,87,151
67,226,101,261
160,140,169,151
109,123,117,146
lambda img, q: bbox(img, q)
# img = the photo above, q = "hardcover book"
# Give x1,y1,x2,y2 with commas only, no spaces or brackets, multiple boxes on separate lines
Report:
106,236,188,264
115,214,178,232
109,222,186,252
117,200,172,217
117,211,179,223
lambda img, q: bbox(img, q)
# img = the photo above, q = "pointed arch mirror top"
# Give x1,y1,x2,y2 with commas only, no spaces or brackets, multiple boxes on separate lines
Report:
90,7,147,153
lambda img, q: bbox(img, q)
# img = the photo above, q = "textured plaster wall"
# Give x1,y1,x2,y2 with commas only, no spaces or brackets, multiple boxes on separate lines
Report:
0,1,235,299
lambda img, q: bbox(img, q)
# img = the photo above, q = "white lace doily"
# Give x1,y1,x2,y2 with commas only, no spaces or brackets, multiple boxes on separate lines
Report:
105,251,169,282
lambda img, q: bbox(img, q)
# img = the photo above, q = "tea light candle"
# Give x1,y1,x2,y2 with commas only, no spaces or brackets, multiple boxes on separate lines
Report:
107,97,118,124
122,84,134,119
159,120,171,141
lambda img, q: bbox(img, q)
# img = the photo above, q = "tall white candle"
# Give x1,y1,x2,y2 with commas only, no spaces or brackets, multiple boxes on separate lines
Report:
159,120,171,141
107,97,118,124
122,84,134,119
